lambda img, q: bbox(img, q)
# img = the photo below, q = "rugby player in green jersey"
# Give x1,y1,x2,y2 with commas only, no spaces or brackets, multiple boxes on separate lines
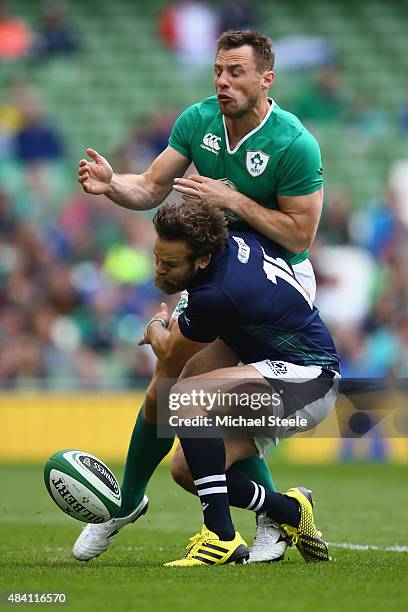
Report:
73,30,323,564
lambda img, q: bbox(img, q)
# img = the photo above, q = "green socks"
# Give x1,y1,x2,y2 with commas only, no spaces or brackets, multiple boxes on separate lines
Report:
233,456,276,492
117,407,174,517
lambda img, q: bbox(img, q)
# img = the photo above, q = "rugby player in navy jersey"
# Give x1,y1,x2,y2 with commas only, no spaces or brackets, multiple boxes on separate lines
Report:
138,201,340,566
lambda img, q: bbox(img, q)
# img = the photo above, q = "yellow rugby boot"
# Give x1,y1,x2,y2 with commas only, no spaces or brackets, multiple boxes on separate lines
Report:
281,487,330,562
164,525,249,567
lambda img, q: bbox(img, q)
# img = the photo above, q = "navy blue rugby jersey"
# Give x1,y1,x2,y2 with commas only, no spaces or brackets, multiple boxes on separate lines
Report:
178,231,340,370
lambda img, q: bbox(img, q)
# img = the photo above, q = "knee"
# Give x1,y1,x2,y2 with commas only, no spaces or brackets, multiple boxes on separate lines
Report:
169,379,197,420
145,362,180,420
171,451,194,493
179,358,198,381
144,380,158,421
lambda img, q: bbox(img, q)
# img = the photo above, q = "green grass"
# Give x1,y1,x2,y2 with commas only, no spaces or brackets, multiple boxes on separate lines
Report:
1,463,407,611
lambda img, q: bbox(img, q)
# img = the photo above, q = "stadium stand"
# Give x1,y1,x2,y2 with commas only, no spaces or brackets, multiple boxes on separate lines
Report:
1,0,407,205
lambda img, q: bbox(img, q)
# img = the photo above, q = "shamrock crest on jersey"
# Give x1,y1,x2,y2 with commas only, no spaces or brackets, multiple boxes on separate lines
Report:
246,151,270,177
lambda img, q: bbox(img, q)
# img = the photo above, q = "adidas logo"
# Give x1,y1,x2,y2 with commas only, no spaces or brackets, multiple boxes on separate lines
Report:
200,133,221,155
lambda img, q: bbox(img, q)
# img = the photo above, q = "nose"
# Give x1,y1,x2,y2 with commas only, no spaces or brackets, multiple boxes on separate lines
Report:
156,260,167,275
216,71,229,89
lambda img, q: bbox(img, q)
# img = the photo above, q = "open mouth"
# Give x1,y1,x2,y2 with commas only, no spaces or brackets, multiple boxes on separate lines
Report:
217,94,234,102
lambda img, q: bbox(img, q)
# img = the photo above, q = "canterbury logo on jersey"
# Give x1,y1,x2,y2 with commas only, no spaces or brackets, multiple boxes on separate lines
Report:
200,133,221,155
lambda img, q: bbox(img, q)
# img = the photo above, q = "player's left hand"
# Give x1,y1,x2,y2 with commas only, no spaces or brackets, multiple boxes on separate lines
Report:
173,175,236,210
138,303,169,346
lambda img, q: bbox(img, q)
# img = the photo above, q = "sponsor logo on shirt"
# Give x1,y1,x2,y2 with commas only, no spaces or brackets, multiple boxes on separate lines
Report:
232,236,251,264
201,133,221,155
246,151,270,177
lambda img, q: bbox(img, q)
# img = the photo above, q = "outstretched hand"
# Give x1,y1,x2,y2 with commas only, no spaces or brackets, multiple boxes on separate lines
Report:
77,148,113,195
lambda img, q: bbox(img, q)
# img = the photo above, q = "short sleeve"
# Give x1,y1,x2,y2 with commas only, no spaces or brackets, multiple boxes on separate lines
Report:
277,128,323,196
178,284,239,343
168,104,199,160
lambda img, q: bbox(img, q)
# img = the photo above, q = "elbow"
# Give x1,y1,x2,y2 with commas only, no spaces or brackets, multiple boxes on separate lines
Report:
292,228,317,253
160,349,180,370
291,237,313,253
162,351,174,367
155,349,172,367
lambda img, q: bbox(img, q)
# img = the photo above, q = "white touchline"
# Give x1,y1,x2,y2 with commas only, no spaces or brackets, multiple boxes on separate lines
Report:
329,542,408,552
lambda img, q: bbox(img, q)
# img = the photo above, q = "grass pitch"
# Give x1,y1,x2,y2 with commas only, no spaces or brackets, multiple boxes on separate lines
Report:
1,462,407,612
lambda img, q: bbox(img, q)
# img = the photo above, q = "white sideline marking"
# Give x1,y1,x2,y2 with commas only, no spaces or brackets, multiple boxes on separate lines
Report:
329,542,408,553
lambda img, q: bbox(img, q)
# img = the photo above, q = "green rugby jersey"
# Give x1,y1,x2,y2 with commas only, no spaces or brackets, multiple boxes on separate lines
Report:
168,95,323,264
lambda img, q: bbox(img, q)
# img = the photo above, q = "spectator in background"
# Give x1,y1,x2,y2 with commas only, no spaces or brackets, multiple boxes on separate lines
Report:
14,92,64,163
5,84,66,223
31,0,80,59
318,188,352,246
388,159,408,226
0,79,26,158
274,35,337,72
157,0,220,70
219,0,258,31
294,66,348,125
351,187,400,259
115,110,177,173
347,95,388,141
0,0,32,61
314,242,376,328
399,87,408,138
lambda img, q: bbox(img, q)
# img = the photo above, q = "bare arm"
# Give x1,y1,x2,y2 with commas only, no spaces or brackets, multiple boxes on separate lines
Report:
139,304,207,375
229,188,323,253
78,146,191,211
174,175,323,253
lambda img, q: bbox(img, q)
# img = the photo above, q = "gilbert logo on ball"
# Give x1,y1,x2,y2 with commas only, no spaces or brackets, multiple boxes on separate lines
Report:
44,450,122,523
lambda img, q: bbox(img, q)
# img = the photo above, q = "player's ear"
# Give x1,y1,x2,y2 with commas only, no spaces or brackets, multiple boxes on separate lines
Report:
262,70,274,89
197,254,211,270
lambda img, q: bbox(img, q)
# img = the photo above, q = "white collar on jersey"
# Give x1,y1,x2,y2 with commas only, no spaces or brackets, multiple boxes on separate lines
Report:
222,97,276,155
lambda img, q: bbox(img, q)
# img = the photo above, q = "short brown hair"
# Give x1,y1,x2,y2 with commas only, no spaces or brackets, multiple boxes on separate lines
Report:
153,201,228,259
217,30,275,72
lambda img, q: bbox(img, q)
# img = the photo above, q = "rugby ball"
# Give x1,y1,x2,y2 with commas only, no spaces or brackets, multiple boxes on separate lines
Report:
44,450,121,523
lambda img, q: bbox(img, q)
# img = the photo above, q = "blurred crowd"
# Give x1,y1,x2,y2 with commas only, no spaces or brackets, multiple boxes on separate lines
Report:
0,0,79,61
314,177,408,379
1,0,408,389
0,185,166,389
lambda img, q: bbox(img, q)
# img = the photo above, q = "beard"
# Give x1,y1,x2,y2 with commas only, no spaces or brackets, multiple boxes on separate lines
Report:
154,266,197,295
221,93,258,119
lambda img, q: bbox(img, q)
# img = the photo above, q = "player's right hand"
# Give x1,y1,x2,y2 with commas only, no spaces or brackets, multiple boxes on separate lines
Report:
78,148,113,194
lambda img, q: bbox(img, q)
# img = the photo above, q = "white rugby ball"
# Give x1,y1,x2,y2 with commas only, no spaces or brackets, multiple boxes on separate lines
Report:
44,450,121,523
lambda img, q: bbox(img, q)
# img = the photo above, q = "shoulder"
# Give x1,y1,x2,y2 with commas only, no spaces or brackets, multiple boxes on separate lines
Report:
176,96,220,124
271,102,304,128
268,101,319,150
